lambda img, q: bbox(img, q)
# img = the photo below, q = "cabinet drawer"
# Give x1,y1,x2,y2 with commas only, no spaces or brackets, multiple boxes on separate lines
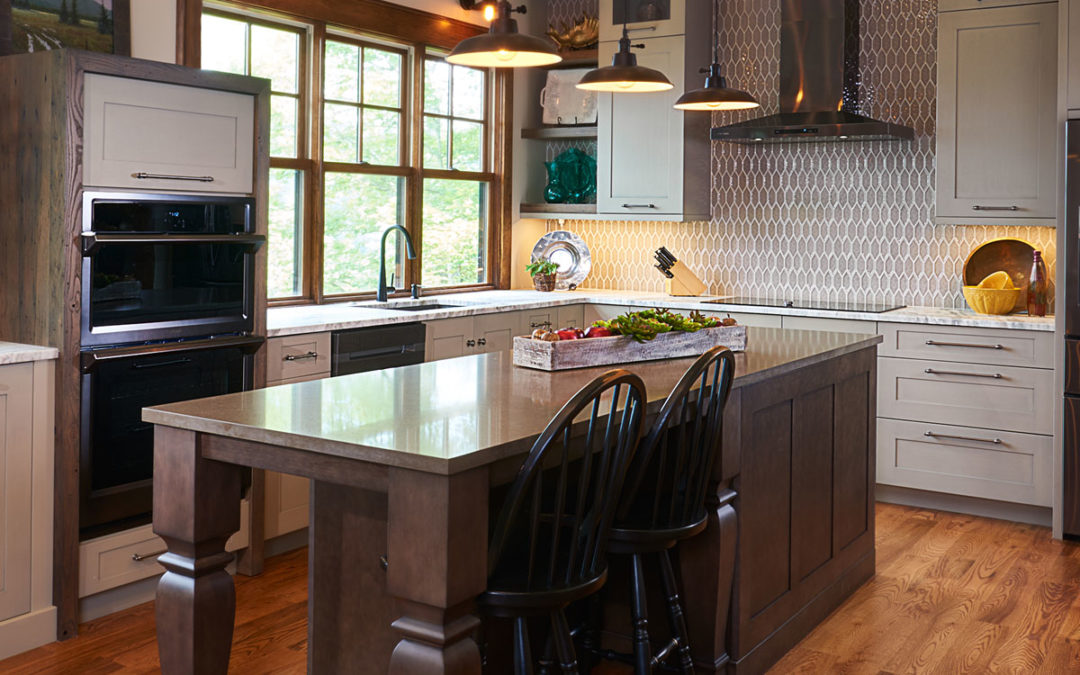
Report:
700,310,782,328
556,304,585,330
878,357,1054,434
877,418,1052,506
83,74,255,194
782,316,876,334
79,499,250,597
939,0,1050,10
267,333,331,382
878,323,1053,368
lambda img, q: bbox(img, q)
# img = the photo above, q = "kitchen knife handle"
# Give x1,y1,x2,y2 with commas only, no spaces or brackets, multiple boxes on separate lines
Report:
924,431,1002,445
655,264,674,279
971,205,1019,211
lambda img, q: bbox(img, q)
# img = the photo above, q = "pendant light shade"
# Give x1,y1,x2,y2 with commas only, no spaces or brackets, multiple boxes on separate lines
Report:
674,64,759,110
576,30,673,93
674,0,759,111
447,1,562,68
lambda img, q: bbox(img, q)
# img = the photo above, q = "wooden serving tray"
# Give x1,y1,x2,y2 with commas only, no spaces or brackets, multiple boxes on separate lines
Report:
513,325,747,371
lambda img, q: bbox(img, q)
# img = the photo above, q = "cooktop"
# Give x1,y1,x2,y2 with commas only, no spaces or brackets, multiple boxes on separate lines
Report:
704,297,906,314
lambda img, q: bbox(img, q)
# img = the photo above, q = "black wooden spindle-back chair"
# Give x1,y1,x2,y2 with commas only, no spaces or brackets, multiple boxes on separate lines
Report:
603,346,736,673
480,369,647,675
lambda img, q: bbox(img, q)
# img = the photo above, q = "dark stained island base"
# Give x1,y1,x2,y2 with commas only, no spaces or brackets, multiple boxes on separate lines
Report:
144,327,881,674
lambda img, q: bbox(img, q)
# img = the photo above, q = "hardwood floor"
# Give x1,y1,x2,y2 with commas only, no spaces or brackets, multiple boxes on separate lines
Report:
3,503,1079,674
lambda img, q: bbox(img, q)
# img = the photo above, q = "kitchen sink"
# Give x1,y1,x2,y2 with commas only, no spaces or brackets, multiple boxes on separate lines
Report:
378,303,460,312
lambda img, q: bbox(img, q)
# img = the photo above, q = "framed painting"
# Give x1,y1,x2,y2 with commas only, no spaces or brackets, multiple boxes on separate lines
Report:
0,0,130,57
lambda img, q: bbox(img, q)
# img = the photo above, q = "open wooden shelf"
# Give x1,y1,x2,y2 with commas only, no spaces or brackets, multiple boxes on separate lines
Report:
520,203,598,218
521,125,598,140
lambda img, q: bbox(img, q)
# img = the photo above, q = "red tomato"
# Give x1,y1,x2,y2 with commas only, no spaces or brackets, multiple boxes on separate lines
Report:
583,326,613,338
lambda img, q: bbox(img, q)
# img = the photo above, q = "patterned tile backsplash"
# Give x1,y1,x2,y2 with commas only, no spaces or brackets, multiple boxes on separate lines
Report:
542,0,1057,309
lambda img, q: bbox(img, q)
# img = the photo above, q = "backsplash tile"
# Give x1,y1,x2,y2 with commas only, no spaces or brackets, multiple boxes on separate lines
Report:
543,0,1057,309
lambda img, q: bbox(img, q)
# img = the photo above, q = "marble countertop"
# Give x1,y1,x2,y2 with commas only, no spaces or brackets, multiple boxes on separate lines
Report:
0,341,59,365
267,289,1056,337
145,327,882,475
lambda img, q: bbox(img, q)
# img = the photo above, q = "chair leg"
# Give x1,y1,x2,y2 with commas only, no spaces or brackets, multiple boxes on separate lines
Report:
578,589,604,672
659,550,695,674
630,553,653,674
515,616,535,675
550,608,580,674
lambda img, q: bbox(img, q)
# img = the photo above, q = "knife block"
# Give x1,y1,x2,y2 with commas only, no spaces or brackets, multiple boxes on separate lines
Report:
664,260,707,297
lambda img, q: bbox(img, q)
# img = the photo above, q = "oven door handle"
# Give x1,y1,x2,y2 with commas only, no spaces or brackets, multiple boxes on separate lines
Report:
81,233,267,256
80,335,265,373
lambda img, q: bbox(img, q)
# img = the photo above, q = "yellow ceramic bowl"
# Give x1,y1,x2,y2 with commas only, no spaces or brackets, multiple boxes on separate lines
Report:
962,286,1021,315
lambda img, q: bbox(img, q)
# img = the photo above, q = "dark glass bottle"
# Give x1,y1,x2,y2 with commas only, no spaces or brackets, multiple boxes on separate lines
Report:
1027,250,1048,317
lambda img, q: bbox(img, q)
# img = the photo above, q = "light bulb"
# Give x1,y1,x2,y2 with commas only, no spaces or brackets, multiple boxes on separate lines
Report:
483,4,495,21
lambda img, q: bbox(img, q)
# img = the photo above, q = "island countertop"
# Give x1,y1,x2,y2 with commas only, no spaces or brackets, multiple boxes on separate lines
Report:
144,327,882,475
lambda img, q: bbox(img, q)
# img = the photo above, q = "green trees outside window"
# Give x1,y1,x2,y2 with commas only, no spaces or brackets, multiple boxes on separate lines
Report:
202,3,496,302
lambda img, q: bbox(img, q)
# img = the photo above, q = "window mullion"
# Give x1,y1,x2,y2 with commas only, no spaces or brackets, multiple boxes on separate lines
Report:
309,21,327,304
408,44,427,290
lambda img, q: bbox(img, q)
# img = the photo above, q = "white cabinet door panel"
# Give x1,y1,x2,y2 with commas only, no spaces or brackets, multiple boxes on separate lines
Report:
935,4,1057,223
83,74,255,194
597,35,685,216
0,364,33,622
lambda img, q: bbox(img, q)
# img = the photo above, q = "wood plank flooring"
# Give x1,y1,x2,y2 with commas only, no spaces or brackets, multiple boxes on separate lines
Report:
3,503,1079,674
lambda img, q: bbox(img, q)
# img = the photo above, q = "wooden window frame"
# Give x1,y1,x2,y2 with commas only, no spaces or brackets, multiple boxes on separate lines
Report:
181,0,513,305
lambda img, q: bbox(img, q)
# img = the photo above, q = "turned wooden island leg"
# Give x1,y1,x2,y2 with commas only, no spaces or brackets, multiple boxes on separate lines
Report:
386,466,489,675
152,427,243,675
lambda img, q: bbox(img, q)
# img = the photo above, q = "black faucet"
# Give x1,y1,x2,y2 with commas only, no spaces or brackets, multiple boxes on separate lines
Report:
376,225,417,302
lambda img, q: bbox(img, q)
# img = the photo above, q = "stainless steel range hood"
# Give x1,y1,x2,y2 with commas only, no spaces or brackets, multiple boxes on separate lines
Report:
711,0,914,144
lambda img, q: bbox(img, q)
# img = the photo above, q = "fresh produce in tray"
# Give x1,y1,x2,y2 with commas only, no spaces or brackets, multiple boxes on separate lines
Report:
529,309,738,344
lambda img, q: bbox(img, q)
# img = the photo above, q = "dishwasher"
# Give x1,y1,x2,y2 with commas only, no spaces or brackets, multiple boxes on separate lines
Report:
331,323,426,376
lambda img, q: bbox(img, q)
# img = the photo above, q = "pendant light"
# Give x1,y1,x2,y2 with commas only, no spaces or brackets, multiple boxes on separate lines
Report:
448,1,562,68
575,0,673,93
674,0,759,110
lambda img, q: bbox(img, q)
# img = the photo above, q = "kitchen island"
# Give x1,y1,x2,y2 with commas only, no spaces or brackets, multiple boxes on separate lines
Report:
145,327,881,674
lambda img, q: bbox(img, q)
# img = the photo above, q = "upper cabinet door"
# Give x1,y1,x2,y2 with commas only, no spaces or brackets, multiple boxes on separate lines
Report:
935,3,1058,225
596,35,686,217
598,0,688,42
83,74,255,194
1068,0,1080,110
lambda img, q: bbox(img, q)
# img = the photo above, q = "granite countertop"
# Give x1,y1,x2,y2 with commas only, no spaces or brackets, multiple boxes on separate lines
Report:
0,341,60,365
145,328,882,475
267,289,1056,337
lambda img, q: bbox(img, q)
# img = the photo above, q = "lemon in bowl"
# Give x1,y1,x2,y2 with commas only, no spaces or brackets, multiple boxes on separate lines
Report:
962,271,1020,315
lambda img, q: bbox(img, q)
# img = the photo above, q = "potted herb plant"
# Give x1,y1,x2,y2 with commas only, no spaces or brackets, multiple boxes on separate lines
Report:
526,260,560,292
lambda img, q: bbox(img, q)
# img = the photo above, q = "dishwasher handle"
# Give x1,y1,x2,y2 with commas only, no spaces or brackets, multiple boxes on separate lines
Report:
346,344,420,360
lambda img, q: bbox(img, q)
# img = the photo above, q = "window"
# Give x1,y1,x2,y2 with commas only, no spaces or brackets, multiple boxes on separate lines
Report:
200,3,499,303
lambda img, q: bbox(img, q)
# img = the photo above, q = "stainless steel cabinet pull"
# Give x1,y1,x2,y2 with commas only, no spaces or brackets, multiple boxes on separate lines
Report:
622,203,657,209
626,26,658,32
477,338,487,346
466,339,476,347
924,431,1002,445
132,549,167,562
284,351,318,361
924,368,1003,379
925,340,1004,350
971,205,1019,211
529,321,552,329
133,172,215,183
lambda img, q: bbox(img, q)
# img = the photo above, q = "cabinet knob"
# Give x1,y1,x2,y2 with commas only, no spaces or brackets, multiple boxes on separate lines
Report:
466,339,476,347
477,338,487,346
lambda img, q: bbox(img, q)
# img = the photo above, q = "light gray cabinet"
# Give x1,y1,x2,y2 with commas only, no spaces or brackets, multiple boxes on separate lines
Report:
0,359,56,660
595,15,709,221
1068,0,1080,110
935,2,1058,225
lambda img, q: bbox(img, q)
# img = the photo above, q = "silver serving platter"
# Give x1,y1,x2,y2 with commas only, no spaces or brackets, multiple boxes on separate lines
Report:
531,230,591,290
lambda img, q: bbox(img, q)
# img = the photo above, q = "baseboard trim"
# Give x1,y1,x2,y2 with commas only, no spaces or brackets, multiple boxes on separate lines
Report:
0,607,58,661
876,484,1052,527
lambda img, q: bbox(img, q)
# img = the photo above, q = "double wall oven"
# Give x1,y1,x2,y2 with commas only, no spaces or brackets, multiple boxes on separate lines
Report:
80,192,264,533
